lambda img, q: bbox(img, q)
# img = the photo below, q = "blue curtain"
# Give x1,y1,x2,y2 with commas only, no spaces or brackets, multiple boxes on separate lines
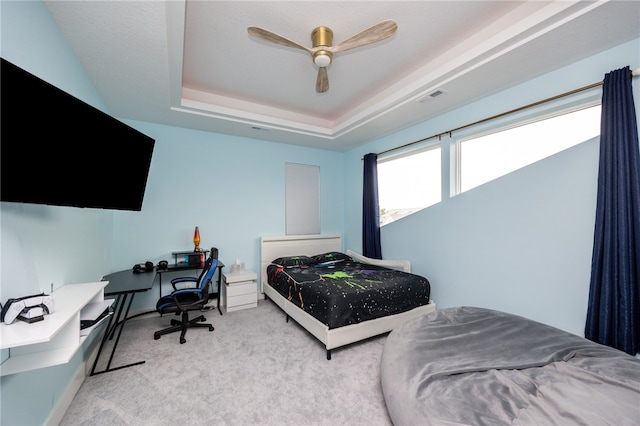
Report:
585,66,640,355
363,153,382,259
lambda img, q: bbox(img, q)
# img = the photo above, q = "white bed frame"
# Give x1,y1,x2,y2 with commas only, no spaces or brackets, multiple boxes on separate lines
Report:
260,234,436,359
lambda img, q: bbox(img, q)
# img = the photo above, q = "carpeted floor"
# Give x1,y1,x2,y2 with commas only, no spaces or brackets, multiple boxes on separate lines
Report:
60,298,393,426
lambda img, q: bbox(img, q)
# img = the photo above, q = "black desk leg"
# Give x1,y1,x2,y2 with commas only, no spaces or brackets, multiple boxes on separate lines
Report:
107,293,128,340
217,267,223,315
90,292,145,376
90,295,119,375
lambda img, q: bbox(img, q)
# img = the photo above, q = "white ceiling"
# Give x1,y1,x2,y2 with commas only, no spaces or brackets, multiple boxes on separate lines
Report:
45,1,640,152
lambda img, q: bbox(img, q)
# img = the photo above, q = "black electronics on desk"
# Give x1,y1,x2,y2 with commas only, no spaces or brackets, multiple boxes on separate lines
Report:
132,261,155,273
80,300,113,336
187,253,205,266
172,250,209,268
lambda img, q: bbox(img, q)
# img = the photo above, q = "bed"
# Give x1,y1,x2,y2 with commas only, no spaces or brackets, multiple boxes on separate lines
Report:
381,306,640,426
260,234,435,359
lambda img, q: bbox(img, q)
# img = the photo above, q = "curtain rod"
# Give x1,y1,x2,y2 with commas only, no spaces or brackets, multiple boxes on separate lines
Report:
373,67,640,158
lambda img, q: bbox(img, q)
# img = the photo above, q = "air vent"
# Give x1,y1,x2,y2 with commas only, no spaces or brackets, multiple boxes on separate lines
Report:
416,88,447,103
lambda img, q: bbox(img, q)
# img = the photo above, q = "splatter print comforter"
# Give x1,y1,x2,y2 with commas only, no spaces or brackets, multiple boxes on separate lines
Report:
266,253,431,329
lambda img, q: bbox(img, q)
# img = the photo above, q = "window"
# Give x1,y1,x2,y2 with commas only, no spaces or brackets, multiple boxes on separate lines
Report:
376,103,601,226
458,105,601,193
377,145,441,226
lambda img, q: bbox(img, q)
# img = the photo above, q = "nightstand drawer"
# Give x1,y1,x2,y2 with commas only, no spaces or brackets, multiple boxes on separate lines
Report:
227,292,258,307
226,281,255,297
225,271,257,285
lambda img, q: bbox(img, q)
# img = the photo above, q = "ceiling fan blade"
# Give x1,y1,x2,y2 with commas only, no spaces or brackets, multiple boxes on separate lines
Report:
330,20,397,54
316,67,329,93
247,26,312,54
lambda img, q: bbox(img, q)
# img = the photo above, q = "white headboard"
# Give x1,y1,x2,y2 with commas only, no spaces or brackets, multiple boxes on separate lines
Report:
260,234,342,292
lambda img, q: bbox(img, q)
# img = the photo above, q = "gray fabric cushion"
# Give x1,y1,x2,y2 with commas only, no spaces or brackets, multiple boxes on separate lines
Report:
381,306,640,426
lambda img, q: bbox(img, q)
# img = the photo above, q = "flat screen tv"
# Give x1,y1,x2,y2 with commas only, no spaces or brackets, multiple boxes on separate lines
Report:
1,57,155,211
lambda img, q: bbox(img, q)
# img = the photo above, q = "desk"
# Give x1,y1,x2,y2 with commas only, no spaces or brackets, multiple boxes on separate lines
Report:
90,262,225,375
90,270,155,375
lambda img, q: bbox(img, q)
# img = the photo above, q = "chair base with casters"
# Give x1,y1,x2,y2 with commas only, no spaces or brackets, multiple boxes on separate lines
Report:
153,309,214,344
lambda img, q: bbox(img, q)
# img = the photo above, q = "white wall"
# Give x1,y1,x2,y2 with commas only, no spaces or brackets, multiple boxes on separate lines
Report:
343,38,640,336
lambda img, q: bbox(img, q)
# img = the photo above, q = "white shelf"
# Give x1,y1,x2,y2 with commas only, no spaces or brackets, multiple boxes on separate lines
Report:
0,281,107,376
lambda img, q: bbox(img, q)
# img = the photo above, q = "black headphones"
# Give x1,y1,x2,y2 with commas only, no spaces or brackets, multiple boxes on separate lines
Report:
157,260,168,270
132,261,154,273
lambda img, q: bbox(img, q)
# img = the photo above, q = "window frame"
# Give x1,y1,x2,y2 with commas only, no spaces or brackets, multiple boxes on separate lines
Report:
374,91,601,226
377,141,442,226
452,97,601,196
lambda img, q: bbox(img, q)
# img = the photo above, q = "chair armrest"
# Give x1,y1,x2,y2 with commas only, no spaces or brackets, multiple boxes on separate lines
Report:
171,277,197,291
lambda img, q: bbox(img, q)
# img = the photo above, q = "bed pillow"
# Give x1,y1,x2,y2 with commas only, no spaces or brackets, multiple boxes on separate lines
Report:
346,249,411,273
271,255,315,268
311,251,352,264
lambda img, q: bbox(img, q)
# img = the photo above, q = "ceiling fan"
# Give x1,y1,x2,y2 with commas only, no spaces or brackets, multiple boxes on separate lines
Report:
247,20,397,93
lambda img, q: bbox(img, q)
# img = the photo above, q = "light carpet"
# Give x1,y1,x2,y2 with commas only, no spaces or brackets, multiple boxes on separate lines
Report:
60,298,393,426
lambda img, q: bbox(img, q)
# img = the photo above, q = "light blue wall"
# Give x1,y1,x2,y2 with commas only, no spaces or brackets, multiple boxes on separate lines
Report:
1,2,115,425
343,38,640,336
1,2,343,424
0,1,108,111
0,0,114,294
110,120,345,311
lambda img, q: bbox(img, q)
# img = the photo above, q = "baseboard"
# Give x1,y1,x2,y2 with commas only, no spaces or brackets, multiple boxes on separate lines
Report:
45,362,85,426
44,330,105,425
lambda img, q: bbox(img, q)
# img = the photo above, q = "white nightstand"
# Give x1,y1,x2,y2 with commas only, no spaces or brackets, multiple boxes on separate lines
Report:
221,270,258,313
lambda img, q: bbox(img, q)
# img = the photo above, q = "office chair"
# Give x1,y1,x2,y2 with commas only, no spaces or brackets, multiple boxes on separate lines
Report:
154,248,218,344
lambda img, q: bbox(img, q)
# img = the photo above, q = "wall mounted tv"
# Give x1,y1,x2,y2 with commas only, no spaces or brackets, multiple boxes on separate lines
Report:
1,58,155,211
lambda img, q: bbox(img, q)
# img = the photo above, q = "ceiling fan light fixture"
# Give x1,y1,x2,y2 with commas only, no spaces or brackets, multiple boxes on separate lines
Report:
313,50,333,67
